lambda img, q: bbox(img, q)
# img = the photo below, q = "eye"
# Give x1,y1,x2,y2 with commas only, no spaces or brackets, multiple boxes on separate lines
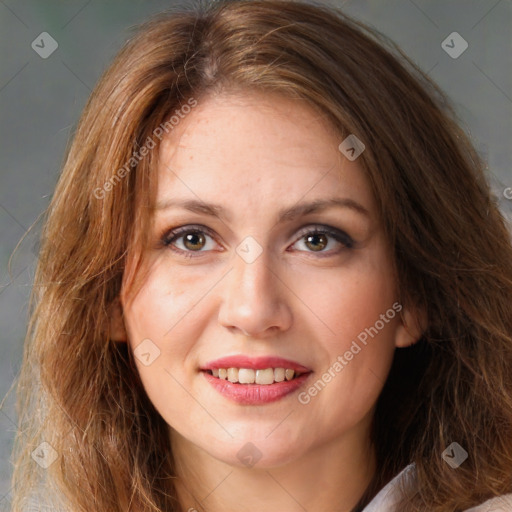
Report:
161,225,219,257
160,224,354,259
291,226,354,255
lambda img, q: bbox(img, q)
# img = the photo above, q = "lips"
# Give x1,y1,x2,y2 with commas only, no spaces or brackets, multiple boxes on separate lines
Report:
200,355,312,405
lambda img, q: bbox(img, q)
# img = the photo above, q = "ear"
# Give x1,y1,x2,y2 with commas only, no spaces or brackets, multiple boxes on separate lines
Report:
395,303,427,348
108,296,128,342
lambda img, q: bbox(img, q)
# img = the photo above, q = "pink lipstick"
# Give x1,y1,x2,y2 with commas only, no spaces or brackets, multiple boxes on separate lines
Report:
201,355,312,405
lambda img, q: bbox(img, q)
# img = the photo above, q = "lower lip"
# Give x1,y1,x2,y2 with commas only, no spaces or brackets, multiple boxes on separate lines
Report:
202,371,311,405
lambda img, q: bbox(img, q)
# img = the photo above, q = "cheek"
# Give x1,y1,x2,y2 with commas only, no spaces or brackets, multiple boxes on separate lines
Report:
291,246,397,349
121,278,196,423
120,261,214,409
299,315,398,435
293,247,399,419
123,260,208,346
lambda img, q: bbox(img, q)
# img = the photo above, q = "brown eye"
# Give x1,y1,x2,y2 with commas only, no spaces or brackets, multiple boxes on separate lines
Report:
182,232,206,251
291,226,355,255
161,225,219,258
304,233,328,251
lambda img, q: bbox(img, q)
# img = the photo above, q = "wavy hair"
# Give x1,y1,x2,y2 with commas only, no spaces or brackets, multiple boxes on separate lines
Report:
10,1,512,510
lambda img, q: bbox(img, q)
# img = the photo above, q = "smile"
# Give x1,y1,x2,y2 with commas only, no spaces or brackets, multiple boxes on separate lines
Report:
201,356,312,405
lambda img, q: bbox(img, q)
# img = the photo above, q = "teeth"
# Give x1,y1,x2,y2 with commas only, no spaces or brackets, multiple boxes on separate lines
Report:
209,367,299,385
274,368,285,382
238,368,255,384
227,367,239,382
255,368,274,385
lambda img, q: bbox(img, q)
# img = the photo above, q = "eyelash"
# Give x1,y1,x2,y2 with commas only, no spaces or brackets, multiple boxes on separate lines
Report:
160,224,355,259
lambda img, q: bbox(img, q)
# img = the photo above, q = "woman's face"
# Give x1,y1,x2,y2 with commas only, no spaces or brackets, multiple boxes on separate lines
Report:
119,90,414,469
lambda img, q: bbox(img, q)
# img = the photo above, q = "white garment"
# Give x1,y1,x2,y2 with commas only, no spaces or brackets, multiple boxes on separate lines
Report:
363,463,512,511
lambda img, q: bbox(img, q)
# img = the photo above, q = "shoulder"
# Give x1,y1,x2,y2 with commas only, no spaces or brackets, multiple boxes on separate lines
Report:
362,463,512,511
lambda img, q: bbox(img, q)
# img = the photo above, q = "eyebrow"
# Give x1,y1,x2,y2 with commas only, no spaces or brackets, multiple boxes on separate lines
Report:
155,197,370,223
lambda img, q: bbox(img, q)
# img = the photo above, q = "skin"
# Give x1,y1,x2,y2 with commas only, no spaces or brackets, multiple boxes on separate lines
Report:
113,90,423,512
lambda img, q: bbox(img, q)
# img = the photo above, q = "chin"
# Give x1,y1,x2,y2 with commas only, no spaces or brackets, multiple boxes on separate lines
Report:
205,437,304,470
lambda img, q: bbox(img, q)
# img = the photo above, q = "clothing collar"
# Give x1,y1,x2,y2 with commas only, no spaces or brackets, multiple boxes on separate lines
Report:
362,463,416,511
362,463,512,511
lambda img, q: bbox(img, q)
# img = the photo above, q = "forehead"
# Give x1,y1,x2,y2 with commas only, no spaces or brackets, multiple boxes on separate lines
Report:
155,90,375,215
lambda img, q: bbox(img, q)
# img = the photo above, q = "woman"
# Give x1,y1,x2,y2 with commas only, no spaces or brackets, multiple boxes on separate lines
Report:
11,1,512,510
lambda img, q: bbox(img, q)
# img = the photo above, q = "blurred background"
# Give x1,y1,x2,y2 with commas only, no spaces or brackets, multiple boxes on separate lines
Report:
0,0,511,507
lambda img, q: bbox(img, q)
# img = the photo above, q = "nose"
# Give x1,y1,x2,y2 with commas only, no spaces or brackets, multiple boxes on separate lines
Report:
217,247,293,338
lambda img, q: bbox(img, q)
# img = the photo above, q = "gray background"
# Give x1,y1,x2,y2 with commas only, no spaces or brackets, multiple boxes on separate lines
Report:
0,0,511,507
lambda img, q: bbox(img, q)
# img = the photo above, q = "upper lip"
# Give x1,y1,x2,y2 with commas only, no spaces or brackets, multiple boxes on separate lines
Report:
201,355,311,373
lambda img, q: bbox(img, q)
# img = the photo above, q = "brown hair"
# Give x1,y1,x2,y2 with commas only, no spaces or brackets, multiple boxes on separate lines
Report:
11,1,512,510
